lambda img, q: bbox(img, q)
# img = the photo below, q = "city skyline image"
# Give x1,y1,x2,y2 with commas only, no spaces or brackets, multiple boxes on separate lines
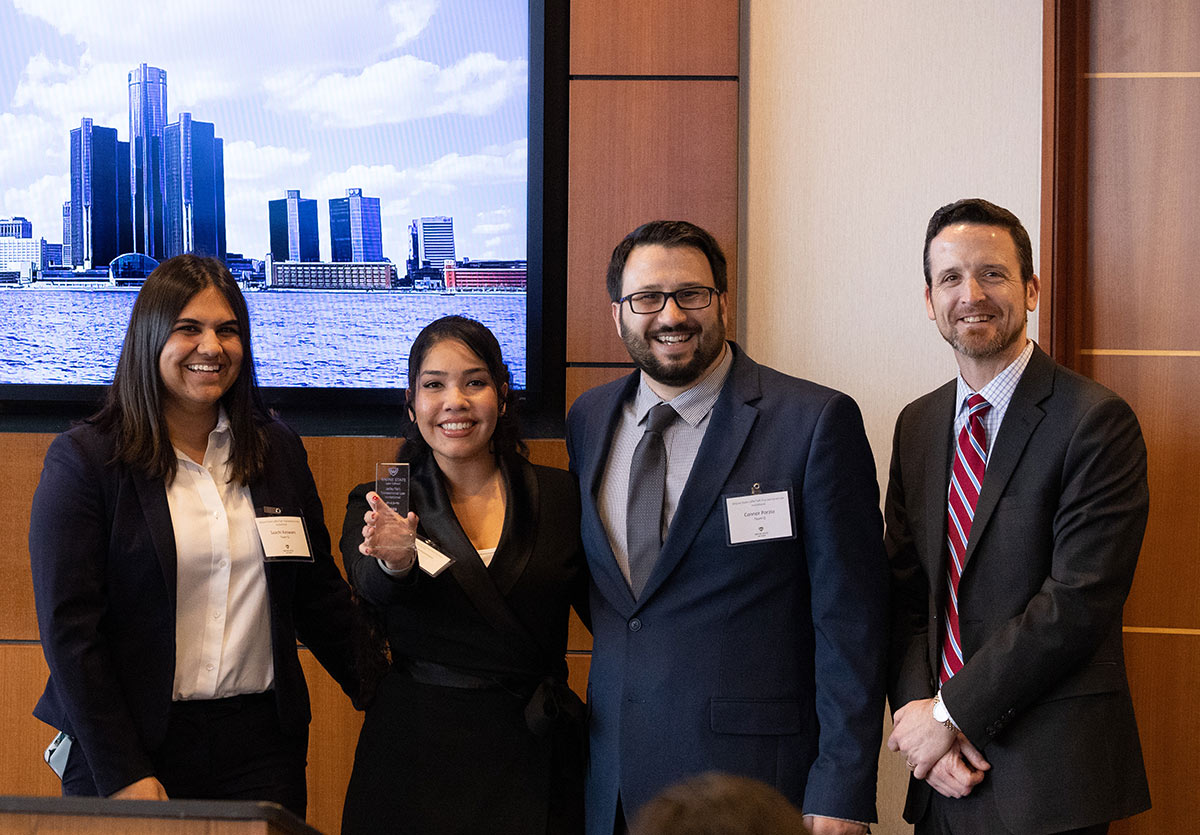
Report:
0,0,529,266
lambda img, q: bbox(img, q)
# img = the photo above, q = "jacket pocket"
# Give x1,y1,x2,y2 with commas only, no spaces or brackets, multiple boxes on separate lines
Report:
710,698,803,735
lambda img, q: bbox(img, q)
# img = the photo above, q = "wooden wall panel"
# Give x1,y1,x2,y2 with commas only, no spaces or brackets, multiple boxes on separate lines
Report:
567,80,739,363
1088,357,1200,628
1090,0,1200,71
570,0,739,77
1112,631,1200,834
0,434,52,641
1086,78,1200,349
300,649,362,835
566,366,632,413
0,644,60,798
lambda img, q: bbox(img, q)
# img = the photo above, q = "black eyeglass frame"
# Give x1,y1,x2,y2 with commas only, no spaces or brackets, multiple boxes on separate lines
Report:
615,286,721,315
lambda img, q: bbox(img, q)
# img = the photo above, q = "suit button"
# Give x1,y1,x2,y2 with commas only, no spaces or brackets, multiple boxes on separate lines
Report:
628,618,642,632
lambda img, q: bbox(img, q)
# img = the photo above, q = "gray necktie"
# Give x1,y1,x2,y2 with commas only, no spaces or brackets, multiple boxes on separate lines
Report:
626,402,678,599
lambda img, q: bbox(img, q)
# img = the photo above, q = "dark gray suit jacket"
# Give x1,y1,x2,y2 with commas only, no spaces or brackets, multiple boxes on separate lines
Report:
886,345,1151,833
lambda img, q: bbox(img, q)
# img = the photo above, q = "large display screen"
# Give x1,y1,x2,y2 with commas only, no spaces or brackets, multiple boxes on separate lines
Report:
0,0,554,408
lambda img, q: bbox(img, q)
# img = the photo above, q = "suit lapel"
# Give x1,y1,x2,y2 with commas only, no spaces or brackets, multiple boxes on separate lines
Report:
921,381,957,677
133,470,178,608
963,346,1052,564
637,346,759,606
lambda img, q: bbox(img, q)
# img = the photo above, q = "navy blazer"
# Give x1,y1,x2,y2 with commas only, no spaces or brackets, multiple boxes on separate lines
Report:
886,345,1151,833
30,418,360,797
566,343,889,832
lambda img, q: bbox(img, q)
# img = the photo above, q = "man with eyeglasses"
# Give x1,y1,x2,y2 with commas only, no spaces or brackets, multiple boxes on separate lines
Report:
566,220,889,835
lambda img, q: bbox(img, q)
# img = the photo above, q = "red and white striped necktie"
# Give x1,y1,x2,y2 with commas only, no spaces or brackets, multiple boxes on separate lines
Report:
940,393,991,685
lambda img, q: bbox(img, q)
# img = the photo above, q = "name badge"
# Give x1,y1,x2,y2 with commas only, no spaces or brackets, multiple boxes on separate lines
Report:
725,488,794,545
255,507,314,562
415,537,455,577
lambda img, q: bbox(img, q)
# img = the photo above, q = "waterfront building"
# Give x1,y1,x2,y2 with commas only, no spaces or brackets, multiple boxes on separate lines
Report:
70,118,122,268
269,190,319,262
443,259,528,292
0,217,33,238
164,113,227,260
330,188,383,262
44,243,64,266
0,237,47,271
129,64,168,258
61,202,71,266
266,257,395,290
411,216,455,270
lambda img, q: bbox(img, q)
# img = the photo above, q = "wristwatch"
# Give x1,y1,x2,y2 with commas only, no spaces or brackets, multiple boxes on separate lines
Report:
932,690,956,731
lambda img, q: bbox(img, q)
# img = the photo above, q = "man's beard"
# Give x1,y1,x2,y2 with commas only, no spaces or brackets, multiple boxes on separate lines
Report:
946,311,1027,360
620,319,726,388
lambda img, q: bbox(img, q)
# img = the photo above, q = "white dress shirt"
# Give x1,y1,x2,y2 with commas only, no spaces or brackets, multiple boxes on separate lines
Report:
165,410,274,701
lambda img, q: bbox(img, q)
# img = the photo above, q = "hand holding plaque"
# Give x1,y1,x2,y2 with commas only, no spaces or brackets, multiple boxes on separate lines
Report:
361,490,420,572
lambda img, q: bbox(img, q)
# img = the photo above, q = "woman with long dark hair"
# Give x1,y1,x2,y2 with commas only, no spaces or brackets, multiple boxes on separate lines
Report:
30,255,362,816
340,315,588,834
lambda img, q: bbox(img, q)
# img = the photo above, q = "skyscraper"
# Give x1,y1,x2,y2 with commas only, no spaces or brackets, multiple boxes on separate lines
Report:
129,64,167,258
61,202,72,266
164,113,226,260
269,190,319,262
329,188,383,262
412,216,455,267
70,118,121,268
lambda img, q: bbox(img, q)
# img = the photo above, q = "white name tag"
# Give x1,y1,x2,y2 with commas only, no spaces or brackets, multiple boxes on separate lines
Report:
725,490,794,544
254,515,314,562
415,538,455,577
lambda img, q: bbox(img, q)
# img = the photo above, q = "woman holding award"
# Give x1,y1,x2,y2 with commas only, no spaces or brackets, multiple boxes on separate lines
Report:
340,315,588,835
29,255,362,816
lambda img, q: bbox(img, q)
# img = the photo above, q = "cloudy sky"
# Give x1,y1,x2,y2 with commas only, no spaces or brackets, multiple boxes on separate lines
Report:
0,0,528,262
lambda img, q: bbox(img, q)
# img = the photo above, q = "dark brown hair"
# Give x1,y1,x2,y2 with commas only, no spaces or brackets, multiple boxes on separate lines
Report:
396,315,526,464
923,198,1034,287
606,220,728,303
91,254,270,483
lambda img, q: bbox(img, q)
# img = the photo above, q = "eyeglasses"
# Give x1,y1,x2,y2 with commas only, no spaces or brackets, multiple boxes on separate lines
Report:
617,286,720,314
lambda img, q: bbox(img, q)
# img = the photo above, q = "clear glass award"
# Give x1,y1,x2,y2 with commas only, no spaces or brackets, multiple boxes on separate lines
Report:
375,462,410,516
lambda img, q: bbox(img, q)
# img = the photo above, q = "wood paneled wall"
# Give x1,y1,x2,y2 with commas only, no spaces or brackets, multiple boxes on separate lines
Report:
565,0,740,400
1044,1,1200,830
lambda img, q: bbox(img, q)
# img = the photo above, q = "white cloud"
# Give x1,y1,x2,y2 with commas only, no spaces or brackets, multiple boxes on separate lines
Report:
271,53,527,128
0,112,66,183
222,140,312,182
12,53,128,133
1,173,71,245
388,0,439,47
473,221,512,236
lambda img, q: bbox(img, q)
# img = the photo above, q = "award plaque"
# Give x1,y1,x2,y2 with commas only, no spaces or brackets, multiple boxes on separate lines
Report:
375,463,410,516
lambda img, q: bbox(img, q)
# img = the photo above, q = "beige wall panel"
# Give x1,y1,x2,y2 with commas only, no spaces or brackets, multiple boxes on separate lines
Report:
743,3,1042,831
1112,631,1200,833
1087,358,1200,630
571,0,739,76
0,434,53,641
567,80,738,364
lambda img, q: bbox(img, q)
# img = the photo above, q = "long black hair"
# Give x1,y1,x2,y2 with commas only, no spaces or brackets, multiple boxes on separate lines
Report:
396,315,526,464
90,254,271,483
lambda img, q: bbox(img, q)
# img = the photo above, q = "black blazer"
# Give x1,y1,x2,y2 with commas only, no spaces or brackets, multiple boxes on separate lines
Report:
886,345,1151,833
30,419,360,797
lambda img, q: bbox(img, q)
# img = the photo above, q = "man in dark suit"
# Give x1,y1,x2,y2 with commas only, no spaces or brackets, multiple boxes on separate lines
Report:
886,198,1151,834
566,220,889,835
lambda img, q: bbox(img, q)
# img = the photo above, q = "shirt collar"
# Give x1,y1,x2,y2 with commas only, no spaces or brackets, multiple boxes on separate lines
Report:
955,339,1035,413
633,341,733,428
